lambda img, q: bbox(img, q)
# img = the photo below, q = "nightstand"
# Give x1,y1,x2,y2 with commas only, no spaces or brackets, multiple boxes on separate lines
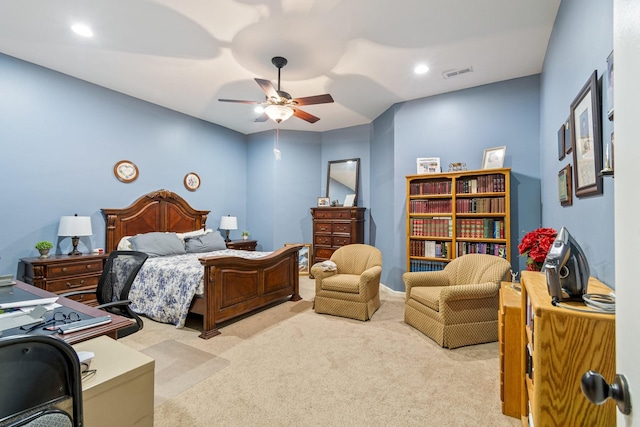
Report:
226,239,257,251
20,253,108,306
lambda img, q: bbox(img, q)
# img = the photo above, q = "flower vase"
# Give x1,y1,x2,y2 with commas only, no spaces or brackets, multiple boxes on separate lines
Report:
38,249,50,258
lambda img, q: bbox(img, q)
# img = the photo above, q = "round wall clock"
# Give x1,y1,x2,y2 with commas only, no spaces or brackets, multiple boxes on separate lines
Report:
184,172,201,191
114,160,139,183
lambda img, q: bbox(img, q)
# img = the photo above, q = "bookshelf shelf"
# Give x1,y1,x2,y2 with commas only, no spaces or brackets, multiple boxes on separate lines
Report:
406,168,511,272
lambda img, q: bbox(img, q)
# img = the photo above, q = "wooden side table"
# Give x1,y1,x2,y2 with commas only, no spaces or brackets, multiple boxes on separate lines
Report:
499,281,522,418
226,239,257,251
20,253,108,306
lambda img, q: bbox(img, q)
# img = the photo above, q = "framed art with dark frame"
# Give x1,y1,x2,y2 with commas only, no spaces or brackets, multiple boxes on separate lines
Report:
557,123,566,160
570,71,602,198
564,117,572,154
606,50,614,121
558,164,572,206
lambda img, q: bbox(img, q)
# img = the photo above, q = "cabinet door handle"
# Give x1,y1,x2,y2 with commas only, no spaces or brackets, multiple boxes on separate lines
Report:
86,264,92,268
66,280,85,289
62,267,67,272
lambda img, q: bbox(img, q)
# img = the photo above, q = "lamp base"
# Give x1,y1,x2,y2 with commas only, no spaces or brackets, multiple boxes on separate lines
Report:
68,236,82,256
224,230,231,243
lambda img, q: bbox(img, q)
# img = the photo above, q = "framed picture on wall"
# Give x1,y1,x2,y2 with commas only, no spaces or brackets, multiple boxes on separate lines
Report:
606,50,614,121
570,71,602,198
557,123,566,161
564,118,572,154
285,243,312,275
558,164,572,206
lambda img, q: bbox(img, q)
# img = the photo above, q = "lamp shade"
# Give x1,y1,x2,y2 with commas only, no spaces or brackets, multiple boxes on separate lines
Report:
219,216,238,230
58,215,93,237
264,105,294,123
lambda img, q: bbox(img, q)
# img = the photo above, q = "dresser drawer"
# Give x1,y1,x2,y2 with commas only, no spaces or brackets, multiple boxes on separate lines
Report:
315,222,332,233
315,235,332,246
333,236,351,247
332,223,351,233
46,260,103,278
315,248,335,260
313,209,353,219
47,275,100,293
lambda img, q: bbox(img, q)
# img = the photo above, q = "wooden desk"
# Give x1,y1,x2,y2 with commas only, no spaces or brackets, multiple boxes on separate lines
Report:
2,281,132,344
73,336,154,427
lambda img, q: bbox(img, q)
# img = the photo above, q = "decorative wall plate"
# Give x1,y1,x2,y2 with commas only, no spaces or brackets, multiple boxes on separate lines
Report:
114,160,139,183
184,172,200,191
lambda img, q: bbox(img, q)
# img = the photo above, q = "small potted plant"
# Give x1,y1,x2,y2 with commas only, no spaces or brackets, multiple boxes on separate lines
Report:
35,241,54,258
241,231,250,240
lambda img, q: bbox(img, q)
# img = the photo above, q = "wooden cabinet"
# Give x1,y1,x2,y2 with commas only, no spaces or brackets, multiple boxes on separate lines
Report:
520,271,616,426
21,254,107,306
499,281,522,419
226,239,257,251
406,168,510,272
310,207,365,265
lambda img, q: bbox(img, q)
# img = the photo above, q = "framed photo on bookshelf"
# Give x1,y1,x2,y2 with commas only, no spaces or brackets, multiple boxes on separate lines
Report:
416,157,441,174
284,243,311,275
570,71,602,198
317,197,330,207
558,164,572,206
557,123,566,161
481,146,506,169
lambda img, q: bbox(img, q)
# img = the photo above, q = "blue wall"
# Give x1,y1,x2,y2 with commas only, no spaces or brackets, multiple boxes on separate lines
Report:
540,0,614,286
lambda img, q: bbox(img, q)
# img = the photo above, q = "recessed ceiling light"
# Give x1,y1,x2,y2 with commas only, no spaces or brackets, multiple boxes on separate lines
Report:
71,24,93,38
414,64,429,75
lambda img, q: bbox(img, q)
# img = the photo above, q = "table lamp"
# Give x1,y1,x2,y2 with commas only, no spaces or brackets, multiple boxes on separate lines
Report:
58,214,93,255
219,215,237,242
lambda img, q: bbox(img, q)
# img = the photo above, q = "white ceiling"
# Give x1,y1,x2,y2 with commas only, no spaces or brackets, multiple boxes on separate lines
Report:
0,0,560,135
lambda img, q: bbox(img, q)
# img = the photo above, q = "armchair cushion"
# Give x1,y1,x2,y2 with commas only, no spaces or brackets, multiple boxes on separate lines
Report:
321,274,360,294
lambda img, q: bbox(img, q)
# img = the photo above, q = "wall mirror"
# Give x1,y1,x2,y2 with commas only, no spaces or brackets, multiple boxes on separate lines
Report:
326,158,360,206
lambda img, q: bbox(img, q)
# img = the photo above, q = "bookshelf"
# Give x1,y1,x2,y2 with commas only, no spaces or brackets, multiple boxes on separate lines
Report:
406,168,511,272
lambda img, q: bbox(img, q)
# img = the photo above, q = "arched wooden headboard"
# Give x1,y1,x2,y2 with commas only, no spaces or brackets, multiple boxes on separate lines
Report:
102,189,210,252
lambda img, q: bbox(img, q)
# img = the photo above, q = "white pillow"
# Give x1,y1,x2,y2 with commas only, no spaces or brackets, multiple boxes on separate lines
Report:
117,236,133,250
176,228,212,241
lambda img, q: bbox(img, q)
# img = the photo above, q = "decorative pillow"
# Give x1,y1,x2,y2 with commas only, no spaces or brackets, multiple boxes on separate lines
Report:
185,231,227,253
129,232,186,257
117,236,133,250
176,228,212,242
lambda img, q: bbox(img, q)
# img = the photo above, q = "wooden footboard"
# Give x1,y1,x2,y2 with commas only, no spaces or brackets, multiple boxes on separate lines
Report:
197,245,302,339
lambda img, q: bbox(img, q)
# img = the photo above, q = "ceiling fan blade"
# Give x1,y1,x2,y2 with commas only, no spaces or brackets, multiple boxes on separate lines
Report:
255,78,280,101
292,94,334,106
218,99,261,104
293,108,320,123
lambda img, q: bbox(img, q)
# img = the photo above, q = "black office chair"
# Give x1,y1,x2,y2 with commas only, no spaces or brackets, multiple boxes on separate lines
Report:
0,335,83,427
62,250,148,339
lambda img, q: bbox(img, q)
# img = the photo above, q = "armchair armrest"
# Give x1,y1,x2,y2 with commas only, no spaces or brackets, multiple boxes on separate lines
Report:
440,282,500,303
402,271,450,301
359,265,382,294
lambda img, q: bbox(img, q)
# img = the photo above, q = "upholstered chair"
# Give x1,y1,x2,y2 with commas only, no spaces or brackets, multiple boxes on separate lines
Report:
403,254,511,349
311,244,383,321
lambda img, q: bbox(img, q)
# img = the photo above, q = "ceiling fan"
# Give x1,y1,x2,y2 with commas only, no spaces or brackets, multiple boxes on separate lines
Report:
218,56,334,124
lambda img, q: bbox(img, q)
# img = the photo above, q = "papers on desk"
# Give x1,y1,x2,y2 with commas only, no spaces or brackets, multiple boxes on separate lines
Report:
0,274,15,287
0,305,48,333
0,297,58,310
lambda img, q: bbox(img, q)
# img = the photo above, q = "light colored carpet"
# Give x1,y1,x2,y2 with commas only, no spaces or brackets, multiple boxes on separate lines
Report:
120,277,520,427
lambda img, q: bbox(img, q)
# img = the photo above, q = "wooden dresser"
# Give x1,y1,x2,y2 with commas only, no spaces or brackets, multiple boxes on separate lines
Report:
21,253,108,306
310,207,366,265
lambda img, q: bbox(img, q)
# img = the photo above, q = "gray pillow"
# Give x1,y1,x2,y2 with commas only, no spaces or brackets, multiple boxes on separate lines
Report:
129,232,186,257
185,231,227,253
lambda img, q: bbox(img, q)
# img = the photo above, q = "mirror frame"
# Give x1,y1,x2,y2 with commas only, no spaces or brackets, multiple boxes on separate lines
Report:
326,158,360,207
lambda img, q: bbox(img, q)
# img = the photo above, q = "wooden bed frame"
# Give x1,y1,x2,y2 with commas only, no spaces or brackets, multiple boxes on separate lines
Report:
102,189,301,339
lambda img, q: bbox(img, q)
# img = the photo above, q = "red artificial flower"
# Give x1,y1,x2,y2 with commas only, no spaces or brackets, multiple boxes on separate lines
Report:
519,227,558,271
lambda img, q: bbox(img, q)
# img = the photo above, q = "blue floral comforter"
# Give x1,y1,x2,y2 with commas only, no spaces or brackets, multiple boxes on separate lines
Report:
128,249,271,328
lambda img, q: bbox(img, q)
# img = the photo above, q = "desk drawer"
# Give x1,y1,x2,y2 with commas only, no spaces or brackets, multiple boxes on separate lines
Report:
47,275,100,293
46,260,103,278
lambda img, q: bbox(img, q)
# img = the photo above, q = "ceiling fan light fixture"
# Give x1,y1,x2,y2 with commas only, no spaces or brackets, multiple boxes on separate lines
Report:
264,104,293,123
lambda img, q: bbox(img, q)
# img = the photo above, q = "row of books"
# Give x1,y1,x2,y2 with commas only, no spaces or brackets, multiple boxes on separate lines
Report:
409,180,451,195
456,174,506,194
456,218,505,239
408,199,452,214
408,240,451,259
409,260,447,272
455,197,505,213
410,217,452,237
456,242,507,258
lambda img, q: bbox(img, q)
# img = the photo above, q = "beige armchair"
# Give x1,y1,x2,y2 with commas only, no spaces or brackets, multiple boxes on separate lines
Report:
311,244,382,321
403,254,511,349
